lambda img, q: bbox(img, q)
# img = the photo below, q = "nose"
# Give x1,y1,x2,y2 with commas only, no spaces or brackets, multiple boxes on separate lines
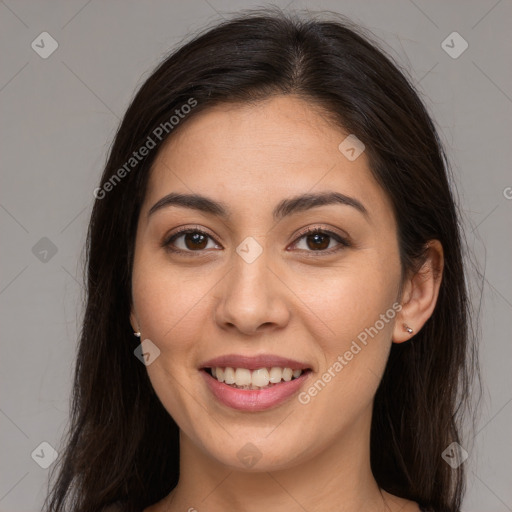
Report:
214,244,291,336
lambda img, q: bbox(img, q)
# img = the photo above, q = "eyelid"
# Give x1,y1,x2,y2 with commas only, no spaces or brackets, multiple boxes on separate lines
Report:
292,224,350,245
162,225,219,248
288,225,351,254
162,224,351,255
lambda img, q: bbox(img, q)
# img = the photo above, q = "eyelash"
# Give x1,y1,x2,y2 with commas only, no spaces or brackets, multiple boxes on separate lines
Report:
162,225,351,257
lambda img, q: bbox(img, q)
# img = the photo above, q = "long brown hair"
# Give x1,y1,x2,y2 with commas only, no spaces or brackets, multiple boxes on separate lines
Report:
43,7,479,512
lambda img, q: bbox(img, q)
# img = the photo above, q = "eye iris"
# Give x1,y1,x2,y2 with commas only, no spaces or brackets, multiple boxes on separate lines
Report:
185,232,208,250
307,232,330,250
175,230,337,252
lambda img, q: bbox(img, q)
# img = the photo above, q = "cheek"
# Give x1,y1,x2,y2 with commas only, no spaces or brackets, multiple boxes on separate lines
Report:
130,257,212,423
131,243,212,340
294,257,400,408
291,259,399,343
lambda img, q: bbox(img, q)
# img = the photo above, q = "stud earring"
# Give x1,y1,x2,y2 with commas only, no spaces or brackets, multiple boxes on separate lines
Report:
133,331,141,337
403,323,413,334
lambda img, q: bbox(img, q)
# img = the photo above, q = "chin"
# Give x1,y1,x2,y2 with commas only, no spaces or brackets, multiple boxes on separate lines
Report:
200,435,309,473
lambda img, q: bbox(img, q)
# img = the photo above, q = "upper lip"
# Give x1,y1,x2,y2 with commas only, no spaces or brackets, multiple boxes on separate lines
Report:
200,354,312,371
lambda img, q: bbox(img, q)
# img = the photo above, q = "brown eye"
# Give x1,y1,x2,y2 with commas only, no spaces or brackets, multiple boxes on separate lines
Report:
292,227,350,254
182,232,208,250
163,226,350,257
305,232,330,250
163,228,221,254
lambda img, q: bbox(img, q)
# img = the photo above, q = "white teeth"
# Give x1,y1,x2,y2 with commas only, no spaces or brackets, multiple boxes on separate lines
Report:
282,368,293,382
269,367,283,383
209,366,304,388
224,367,236,385
251,368,270,387
235,368,252,386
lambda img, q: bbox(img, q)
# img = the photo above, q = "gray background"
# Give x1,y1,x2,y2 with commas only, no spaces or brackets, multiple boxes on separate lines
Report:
0,1,511,510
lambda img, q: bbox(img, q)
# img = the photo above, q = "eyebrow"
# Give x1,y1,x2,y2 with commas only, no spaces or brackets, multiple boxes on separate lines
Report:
147,191,368,221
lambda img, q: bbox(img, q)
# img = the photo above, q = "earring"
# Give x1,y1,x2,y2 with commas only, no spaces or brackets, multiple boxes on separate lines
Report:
133,331,141,337
403,323,413,334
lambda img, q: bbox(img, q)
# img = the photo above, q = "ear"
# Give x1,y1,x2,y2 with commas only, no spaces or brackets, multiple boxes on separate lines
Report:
393,240,444,343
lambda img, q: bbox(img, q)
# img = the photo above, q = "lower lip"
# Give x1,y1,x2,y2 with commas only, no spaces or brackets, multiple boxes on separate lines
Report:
200,369,311,412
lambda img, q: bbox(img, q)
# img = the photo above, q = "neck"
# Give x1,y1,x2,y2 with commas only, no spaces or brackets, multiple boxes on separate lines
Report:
162,406,399,512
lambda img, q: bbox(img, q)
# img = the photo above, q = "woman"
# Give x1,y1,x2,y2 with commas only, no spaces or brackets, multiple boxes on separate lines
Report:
44,8,478,512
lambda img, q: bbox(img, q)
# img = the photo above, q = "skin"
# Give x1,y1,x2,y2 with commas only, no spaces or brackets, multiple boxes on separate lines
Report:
130,95,443,512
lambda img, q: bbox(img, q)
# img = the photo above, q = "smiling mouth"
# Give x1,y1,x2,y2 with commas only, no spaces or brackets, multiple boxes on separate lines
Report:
203,366,312,390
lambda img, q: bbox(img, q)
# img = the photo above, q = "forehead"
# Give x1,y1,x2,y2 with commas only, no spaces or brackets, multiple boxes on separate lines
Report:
143,95,392,221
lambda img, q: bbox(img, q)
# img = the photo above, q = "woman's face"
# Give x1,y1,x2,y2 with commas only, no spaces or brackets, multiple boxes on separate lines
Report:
130,95,403,471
